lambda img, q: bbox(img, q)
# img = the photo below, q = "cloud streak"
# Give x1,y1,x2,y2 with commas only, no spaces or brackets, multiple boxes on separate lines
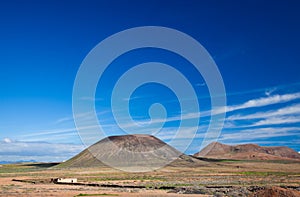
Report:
252,116,300,127
225,92,300,113
216,92,300,146
0,138,84,162
22,125,95,138
220,127,300,142
228,104,300,121
131,92,300,126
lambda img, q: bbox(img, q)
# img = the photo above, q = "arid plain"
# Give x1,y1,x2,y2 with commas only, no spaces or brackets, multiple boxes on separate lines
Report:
0,158,299,196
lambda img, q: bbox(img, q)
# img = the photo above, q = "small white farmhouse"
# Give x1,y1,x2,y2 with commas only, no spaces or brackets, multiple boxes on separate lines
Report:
55,178,77,183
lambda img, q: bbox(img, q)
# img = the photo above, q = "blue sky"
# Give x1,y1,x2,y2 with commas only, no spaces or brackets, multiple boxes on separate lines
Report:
0,0,300,162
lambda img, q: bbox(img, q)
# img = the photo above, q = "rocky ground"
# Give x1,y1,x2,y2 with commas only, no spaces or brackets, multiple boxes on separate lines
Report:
0,160,299,196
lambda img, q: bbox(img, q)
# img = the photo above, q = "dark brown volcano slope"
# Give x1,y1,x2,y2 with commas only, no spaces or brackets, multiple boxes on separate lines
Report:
58,134,207,171
194,142,300,161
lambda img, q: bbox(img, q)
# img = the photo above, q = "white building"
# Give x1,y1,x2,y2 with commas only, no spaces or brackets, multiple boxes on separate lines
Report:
55,178,77,183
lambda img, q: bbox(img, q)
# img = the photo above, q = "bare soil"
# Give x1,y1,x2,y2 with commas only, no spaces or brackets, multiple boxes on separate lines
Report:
0,160,299,196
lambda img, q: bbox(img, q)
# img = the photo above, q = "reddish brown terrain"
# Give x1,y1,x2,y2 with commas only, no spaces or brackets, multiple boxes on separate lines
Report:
194,142,300,161
250,186,300,197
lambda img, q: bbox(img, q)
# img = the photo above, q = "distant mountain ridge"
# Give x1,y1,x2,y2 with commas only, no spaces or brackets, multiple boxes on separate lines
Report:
0,160,37,164
194,142,300,161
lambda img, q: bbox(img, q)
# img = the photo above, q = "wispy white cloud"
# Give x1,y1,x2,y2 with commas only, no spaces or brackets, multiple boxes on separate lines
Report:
114,111,199,130
195,82,206,87
228,104,300,121
55,110,110,125
213,92,300,145
225,92,300,113
21,125,99,142
223,139,300,146
111,92,300,133
181,92,300,121
22,127,78,138
136,112,202,125
55,111,95,125
220,127,300,142
197,92,300,119
0,138,84,162
252,116,300,127
97,92,300,143
3,138,12,143
55,116,74,124
122,95,146,101
265,87,277,96
55,112,90,125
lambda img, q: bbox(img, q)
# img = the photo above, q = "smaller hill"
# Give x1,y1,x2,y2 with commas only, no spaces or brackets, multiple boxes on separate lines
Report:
194,142,300,161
